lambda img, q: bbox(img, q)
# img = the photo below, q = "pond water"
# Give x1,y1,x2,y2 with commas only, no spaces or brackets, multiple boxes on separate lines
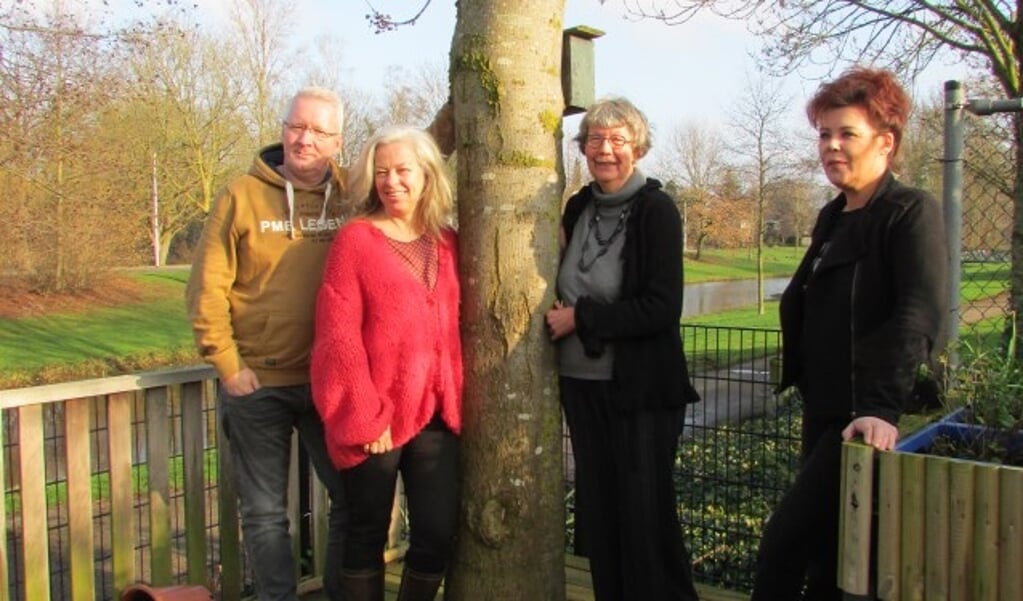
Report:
683,277,790,317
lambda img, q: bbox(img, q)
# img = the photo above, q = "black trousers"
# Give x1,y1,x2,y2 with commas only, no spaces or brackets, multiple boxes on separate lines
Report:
751,415,845,601
561,377,700,601
340,416,459,575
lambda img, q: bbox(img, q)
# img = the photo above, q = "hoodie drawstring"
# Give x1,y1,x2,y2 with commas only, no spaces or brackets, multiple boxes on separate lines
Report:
285,180,296,240
286,178,333,240
319,182,332,227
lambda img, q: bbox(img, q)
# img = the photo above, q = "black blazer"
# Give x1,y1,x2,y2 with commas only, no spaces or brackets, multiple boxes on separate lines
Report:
778,172,949,425
562,178,700,412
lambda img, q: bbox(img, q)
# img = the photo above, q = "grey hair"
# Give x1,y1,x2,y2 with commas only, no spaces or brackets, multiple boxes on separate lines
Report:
573,97,652,158
283,86,345,132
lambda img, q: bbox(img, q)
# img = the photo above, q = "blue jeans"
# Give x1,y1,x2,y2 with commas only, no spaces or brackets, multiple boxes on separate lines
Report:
219,384,347,601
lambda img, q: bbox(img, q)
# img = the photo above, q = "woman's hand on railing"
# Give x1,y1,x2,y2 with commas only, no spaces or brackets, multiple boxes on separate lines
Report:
842,416,898,451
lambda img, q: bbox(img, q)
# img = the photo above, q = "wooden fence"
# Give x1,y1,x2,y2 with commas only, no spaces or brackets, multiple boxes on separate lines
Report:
0,365,336,601
839,441,1023,601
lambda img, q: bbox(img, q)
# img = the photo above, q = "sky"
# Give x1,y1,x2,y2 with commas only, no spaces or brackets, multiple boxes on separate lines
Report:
104,0,968,168
277,0,968,167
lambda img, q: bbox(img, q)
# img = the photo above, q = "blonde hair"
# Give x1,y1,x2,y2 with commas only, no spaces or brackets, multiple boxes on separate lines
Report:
349,125,454,239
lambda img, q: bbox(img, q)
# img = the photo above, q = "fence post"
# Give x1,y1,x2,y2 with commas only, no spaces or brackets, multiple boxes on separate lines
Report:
942,80,965,368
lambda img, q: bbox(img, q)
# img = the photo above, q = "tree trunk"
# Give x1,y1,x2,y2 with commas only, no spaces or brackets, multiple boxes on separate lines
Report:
446,1,567,599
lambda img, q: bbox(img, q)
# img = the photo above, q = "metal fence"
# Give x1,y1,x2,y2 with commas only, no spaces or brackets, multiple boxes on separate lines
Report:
562,324,798,594
943,80,1019,349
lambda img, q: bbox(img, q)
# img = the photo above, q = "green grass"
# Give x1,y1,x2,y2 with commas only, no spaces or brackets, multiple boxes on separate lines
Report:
0,268,198,388
960,262,1009,302
0,251,1014,388
8,447,221,513
685,246,805,283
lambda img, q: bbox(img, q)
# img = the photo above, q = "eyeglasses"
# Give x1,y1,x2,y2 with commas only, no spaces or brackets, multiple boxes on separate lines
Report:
282,120,340,141
585,134,632,149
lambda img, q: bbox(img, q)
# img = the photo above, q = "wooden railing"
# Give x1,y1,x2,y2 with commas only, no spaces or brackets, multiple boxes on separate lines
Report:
0,365,335,601
839,441,1023,600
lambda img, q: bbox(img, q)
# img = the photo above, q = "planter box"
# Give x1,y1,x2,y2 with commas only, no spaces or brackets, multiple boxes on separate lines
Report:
838,424,1023,601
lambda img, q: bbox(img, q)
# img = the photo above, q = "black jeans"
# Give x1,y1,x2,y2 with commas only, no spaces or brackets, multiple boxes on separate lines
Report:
561,377,700,601
340,416,460,575
752,415,846,601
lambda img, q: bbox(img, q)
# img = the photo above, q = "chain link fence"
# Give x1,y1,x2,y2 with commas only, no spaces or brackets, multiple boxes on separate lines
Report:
953,103,1016,348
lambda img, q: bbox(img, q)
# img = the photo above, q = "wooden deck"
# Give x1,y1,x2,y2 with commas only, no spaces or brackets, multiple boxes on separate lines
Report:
298,555,749,600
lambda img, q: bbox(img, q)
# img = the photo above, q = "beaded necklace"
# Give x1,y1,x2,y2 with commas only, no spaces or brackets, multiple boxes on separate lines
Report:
577,206,631,273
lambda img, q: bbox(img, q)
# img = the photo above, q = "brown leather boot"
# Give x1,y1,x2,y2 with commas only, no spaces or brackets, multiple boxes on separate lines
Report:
395,567,444,601
341,568,384,601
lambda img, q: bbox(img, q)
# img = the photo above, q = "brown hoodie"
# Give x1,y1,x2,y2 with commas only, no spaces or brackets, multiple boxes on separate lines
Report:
186,143,351,386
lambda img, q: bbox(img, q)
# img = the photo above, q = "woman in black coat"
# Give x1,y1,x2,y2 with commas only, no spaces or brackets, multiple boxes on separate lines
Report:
751,68,948,601
545,97,701,601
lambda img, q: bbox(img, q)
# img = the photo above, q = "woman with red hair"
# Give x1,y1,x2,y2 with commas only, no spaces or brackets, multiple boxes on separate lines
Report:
753,68,948,600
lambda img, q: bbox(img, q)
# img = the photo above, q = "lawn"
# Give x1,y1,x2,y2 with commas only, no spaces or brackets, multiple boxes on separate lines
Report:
0,251,1010,388
685,246,806,283
0,268,198,388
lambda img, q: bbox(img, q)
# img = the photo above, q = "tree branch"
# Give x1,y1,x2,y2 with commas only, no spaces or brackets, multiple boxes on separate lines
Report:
364,0,433,33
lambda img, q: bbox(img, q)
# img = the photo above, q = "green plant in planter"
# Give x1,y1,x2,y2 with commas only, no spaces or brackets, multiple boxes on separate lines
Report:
935,335,1023,465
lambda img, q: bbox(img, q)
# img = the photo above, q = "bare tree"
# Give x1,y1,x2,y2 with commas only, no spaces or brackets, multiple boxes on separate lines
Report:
618,0,1023,342
381,60,449,127
444,1,567,598
726,74,792,314
118,22,251,265
229,0,295,144
656,121,728,256
0,1,146,291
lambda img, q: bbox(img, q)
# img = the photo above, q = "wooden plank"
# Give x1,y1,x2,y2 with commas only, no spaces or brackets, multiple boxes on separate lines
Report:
924,457,949,600
0,365,216,409
146,386,173,585
999,468,1023,601
838,442,874,595
180,381,208,586
65,398,96,601
876,451,902,601
947,460,974,601
18,404,50,601
217,411,242,601
0,407,9,601
900,453,926,601
290,431,301,583
108,391,137,595
311,472,330,580
972,464,999,601
388,476,405,550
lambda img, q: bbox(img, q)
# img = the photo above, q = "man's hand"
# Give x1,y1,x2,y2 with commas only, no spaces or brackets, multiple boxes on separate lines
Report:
545,300,576,341
842,416,898,451
364,427,393,455
223,368,261,397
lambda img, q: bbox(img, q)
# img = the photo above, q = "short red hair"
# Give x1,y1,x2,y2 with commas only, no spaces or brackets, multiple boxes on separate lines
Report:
806,67,912,170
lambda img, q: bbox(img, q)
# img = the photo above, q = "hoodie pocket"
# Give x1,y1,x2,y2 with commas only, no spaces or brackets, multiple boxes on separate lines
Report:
242,312,314,371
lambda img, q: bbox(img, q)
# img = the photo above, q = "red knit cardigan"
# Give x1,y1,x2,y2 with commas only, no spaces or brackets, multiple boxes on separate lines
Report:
311,220,463,468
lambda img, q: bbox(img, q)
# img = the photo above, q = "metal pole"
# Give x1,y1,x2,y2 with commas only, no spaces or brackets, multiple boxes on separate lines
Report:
942,81,965,368
151,152,160,267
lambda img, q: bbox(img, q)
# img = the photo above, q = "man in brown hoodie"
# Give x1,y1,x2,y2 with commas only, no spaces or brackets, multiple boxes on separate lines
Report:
186,87,351,601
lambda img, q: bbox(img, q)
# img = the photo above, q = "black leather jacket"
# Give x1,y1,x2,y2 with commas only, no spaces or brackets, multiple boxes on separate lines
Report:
778,172,948,425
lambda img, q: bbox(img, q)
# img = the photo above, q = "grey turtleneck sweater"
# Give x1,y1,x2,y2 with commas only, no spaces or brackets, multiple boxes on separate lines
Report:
557,169,646,380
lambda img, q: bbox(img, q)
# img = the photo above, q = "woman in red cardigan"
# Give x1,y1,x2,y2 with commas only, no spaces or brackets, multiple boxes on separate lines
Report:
311,125,462,601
